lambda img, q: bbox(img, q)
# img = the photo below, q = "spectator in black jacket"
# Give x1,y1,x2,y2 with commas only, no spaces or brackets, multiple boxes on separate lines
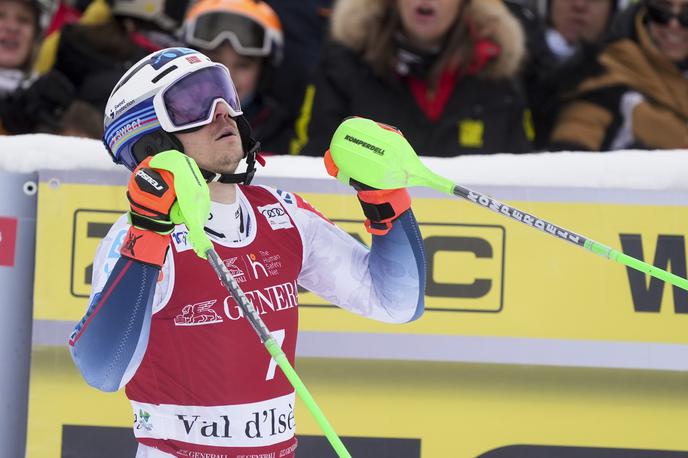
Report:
265,0,332,119
290,0,532,157
0,0,72,134
10,0,190,138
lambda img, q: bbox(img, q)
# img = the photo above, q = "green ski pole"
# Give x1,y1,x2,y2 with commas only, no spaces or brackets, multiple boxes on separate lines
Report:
150,150,352,458
328,116,688,292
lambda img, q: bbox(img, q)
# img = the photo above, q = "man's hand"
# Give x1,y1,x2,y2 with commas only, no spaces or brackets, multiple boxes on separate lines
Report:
120,157,177,267
325,150,411,235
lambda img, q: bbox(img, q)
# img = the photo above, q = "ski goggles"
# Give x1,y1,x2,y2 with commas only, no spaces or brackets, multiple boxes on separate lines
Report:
153,63,243,132
183,11,275,56
646,1,688,28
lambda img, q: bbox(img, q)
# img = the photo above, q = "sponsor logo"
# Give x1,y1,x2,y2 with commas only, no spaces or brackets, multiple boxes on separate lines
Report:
179,451,229,458
0,216,18,267
175,403,294,441
108,98,135,119
136,169,165,192
620,233,688,314
223,280,298,320
246,253,269,279
257,203,293,230
276,189,294,205
174,300,224,326
120,231,143,260
299,220,505,313
135,409,153,432
278,441,298,457
466,190,580,244
344,134,385,155
172,228,192,253
223,257,247,283
243,251,282,280
110,118,141,146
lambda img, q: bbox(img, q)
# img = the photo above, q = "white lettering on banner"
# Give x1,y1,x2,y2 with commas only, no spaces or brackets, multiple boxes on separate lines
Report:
131,393,296,447
223,281,298,321
257,204,293,230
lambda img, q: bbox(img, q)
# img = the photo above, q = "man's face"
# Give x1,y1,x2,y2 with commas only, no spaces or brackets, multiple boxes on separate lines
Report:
550,0,613,45
0,0,36,69
174,101,244,175
646,0,688,62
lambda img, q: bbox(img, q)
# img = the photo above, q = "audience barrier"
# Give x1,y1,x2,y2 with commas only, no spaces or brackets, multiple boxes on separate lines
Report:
2,135,688,457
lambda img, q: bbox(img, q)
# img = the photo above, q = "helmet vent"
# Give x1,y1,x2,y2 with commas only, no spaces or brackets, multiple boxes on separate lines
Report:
152,65,179,84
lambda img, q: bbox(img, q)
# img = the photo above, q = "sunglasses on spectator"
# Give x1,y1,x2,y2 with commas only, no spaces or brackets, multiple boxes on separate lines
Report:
646,2,688,27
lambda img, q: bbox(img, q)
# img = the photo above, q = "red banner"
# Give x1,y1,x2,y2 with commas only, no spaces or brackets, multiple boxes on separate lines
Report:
0,216,18,267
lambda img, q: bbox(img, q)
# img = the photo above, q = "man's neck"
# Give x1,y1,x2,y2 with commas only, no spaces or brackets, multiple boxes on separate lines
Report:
209,182,238,204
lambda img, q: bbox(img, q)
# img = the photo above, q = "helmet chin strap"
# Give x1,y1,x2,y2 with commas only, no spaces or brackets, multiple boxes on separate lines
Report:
166,115,262,185
198,139,262,185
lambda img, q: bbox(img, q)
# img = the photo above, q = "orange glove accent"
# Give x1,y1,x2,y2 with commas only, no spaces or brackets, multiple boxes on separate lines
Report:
120,157,177,267
324,140,410,235
323,149,339,178
357,188,411,235
127,156,176,221
120,227,170,267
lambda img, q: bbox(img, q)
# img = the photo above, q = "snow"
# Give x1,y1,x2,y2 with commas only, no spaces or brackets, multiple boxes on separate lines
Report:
1,133,687,190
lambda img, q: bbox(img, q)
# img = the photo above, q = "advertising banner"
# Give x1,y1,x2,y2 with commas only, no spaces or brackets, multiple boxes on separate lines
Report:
0,171,37,458
33,174,688,351
28,170,688,457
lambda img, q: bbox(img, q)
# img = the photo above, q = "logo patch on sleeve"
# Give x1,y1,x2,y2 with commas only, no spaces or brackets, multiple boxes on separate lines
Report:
257,203,293,230
171,226,192,252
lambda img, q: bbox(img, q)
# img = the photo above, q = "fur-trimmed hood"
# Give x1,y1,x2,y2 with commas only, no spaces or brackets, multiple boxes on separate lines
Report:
330,0,525,79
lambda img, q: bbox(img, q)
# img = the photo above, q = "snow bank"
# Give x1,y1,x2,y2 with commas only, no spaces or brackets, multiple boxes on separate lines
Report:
1,134,687,190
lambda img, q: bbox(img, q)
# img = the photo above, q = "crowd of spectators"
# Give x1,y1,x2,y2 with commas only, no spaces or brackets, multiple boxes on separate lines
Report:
0,0,685,155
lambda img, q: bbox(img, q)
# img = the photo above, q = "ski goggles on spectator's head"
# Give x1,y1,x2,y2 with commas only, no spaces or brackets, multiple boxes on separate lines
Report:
646,1,688,28
153,63,243,132
183,11,274,56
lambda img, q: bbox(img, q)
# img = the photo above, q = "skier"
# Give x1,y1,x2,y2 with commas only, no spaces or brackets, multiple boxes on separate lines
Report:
69,47,426,458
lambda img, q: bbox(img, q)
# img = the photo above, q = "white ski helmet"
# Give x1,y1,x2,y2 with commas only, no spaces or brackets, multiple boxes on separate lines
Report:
103,47,260,183
111,0,190,32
